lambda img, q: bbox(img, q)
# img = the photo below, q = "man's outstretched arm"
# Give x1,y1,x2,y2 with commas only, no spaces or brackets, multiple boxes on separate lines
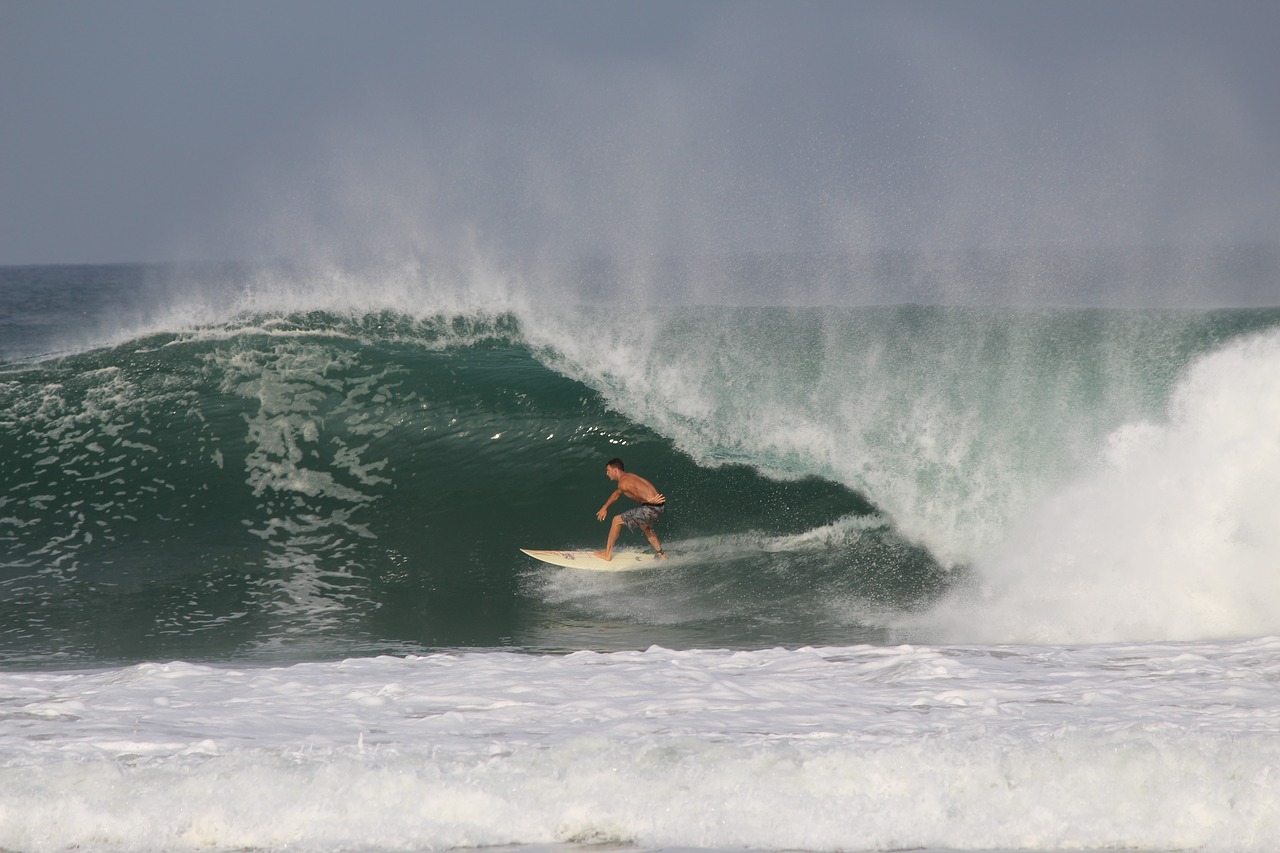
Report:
596,488,622,521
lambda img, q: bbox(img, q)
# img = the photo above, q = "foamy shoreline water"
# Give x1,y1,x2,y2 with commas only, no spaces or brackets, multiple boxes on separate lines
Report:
3,639,1277,852
0,842,1160,853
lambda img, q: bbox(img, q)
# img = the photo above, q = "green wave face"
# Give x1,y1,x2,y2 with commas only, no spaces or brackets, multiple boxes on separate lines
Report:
1,313,930,667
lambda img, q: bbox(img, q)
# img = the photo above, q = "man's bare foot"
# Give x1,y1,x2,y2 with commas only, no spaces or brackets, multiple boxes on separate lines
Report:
593,550,612,561
656,550,668,559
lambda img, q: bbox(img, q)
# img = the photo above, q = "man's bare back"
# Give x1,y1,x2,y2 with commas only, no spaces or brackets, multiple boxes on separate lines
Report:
610,472,663,507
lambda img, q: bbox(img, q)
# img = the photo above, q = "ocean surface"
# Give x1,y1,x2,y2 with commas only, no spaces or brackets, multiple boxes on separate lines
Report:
2,261,1279,852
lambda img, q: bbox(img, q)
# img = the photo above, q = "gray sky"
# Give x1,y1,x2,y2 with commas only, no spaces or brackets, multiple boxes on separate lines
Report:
3,0,1278,279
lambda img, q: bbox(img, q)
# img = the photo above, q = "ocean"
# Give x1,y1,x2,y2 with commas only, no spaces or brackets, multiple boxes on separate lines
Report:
2,261,1279,851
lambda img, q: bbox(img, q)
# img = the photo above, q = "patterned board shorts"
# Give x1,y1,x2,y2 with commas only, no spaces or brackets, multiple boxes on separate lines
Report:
621,502,666,530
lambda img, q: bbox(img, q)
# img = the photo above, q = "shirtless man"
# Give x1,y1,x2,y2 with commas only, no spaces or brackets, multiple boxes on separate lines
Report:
594,457,668,561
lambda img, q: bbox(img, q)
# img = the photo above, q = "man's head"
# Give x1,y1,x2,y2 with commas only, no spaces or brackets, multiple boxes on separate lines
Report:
605,458,625,480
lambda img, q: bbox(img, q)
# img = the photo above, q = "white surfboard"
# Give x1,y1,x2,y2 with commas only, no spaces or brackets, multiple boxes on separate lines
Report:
520,548,665,572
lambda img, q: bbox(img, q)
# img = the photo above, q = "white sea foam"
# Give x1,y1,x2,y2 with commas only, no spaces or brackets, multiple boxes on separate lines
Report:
926,327,1280,643
1,640,1277,852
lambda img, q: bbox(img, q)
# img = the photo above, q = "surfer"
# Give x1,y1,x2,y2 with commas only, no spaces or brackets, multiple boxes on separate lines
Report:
595,457,667,561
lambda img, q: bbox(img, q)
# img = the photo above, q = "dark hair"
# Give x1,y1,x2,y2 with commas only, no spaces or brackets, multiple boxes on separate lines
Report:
606,457,625,471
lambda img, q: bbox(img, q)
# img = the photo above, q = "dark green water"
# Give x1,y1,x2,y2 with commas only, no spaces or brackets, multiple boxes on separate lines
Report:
1,311,948,667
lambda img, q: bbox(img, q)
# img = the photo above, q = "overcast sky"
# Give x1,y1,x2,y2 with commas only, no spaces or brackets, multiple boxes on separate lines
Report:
2,0,1278,271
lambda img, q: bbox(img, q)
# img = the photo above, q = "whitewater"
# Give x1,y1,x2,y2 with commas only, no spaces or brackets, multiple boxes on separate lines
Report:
3,641,1279,852
2,262,1280,852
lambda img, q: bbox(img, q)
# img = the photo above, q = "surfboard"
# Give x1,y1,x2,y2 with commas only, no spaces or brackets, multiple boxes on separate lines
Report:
519,548,665,572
